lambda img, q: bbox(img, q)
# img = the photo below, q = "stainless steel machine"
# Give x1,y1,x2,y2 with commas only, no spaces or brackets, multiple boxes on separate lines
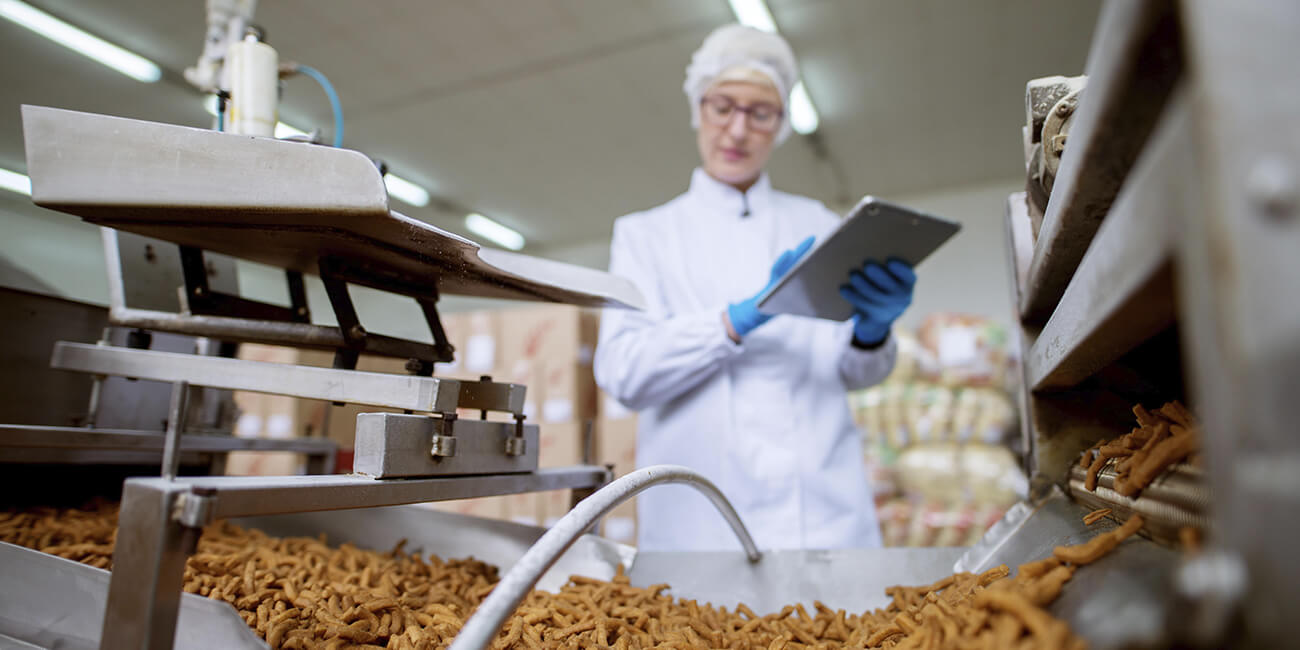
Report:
3,1,1297,648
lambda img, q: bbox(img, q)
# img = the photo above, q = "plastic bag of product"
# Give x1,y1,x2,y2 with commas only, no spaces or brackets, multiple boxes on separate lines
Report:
916,313,1017,390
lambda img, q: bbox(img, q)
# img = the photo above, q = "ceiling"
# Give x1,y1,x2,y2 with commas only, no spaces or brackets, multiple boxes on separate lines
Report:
0,0,1099,254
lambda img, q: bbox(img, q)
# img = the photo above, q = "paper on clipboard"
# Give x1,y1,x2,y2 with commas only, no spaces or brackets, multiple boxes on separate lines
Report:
757,196,960,321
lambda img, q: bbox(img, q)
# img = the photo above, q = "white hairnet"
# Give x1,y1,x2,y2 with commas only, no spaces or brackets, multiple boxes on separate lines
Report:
684,24,799,144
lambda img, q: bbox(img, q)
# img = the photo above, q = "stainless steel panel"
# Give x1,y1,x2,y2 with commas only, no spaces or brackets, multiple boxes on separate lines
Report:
0,425,335,468
120,468,608,520
627,548,965,615
353,414,538,478
955,490,1179,650
0,288,105,427
21,106,644,310
0,543,265,650
50,342,461,413
1027,94,1187,391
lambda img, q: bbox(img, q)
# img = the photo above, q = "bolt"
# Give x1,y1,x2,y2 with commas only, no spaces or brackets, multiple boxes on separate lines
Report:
1055,101,1074,116
1247,156,1297,221
296,306,308,316
193,286,204,297
348,324,366,339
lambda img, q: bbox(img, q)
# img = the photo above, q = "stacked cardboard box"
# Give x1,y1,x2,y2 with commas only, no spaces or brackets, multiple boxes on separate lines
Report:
595,391,638,544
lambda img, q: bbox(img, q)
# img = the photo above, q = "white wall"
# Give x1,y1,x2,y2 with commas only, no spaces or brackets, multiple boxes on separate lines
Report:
888,179,1020,329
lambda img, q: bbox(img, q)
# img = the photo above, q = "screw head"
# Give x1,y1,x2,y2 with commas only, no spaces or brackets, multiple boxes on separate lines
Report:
348,324,366,339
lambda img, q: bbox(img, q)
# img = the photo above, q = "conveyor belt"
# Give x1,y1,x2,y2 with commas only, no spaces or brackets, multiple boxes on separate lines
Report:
1068,461,1208,545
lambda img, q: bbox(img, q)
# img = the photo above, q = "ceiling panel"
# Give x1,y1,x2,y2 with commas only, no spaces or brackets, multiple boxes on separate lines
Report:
2,0,1099,253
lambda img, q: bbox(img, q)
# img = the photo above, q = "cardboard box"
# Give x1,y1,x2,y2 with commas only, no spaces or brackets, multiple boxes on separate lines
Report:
534,421,589,525
497,305,598,373
596,414,638,542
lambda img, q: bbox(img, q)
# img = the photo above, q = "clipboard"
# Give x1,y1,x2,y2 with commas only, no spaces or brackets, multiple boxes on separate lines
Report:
757,196,961,320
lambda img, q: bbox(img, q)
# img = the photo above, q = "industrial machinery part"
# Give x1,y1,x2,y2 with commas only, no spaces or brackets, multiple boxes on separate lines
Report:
20,105,645,312
99,466,611,648
1007,0,1300,646
352,413,540,478
1024,75,1087,221
450,465,761,650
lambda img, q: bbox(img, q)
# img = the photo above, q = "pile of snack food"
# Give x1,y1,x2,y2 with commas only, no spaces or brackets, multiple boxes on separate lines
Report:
1077,401,1201,497
1,502,1149,649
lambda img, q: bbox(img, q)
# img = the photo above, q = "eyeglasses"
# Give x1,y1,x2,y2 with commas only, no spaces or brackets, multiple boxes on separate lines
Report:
699,94,784,133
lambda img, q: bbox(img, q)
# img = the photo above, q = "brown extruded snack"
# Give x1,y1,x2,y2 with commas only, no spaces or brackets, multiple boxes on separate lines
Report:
6,502,1141,649
1082,508,1112,526
1079,401,1201,498
1084,454,1107,491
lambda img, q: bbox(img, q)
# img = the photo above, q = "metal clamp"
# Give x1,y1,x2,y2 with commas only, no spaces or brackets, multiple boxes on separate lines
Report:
505,414,527,456
430,413,457,458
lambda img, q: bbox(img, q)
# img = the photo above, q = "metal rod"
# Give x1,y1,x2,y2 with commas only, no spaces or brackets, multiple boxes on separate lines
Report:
160,381,189,480
50,341,462,413
449,465,761,650
107,306,451,363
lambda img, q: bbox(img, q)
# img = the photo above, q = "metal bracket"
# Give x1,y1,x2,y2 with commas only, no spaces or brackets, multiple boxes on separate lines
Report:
505,414,527,456
171,490,216,528
431,413,458,458
178,245,305,322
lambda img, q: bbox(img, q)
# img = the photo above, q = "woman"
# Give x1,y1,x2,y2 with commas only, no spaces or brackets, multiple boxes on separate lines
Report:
594,25,916,552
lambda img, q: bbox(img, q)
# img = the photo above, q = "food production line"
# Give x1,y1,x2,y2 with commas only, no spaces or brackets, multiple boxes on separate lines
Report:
2,0,1298,648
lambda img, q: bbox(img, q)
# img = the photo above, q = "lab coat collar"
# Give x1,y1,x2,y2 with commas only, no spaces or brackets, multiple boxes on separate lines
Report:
688,167,773,218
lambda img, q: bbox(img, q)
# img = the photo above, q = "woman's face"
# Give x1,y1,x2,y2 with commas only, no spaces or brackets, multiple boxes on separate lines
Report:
696,81,783,190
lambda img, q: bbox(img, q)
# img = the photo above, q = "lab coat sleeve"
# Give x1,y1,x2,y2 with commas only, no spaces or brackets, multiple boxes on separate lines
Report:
594,219,743,411
836,321,899,390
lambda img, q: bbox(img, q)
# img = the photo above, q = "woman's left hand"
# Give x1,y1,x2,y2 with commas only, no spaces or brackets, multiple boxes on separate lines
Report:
839,258,916,346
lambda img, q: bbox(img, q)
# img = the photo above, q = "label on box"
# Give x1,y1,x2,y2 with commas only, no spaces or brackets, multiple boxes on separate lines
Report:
465,335,496,372
266,414,293,439
543,398,573,423
235,414,262,438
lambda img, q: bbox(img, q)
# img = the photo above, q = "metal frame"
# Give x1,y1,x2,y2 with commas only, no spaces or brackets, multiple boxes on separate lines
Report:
0,424,336,474
1009,1,1300,645
100,467,611,649
50,341,463,413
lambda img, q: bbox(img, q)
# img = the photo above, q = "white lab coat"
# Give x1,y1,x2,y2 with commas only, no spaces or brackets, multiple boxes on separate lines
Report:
594,168,896,552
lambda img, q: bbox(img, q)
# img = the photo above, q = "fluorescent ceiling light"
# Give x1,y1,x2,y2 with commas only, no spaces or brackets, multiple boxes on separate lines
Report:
465,213,524,251
789,81,820,135
273,122,308,139
384,174,430,207
0,0,160,83
0,168,32,196
727,0,777,33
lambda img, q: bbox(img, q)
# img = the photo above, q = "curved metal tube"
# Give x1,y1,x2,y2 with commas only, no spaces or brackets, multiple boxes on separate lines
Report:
449,465,761,650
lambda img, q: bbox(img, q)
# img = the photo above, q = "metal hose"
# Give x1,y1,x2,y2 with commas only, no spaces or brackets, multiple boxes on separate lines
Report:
448,465,761,650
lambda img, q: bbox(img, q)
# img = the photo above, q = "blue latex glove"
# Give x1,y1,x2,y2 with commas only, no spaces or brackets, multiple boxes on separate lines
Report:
839,258,916,346
727,236,816,339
